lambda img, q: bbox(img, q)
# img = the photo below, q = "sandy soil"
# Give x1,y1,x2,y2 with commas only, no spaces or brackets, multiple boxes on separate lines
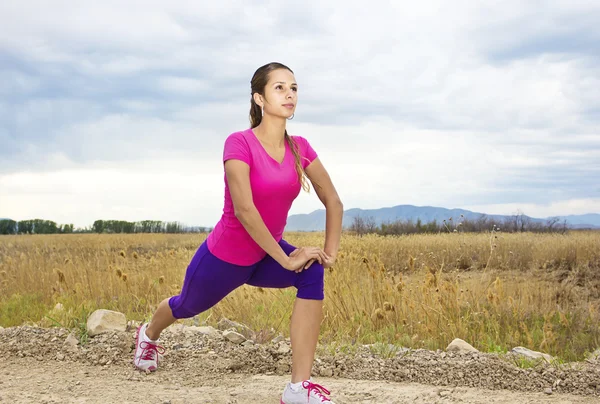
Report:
1,357,597,404
1,324,599,403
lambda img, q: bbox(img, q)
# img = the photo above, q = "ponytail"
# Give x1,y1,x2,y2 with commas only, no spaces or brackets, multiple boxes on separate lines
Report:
249,98,262,128
285,131,311,193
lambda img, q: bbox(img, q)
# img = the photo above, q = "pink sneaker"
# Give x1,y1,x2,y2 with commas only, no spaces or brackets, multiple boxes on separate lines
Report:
133,323,165,372
281,380,335,403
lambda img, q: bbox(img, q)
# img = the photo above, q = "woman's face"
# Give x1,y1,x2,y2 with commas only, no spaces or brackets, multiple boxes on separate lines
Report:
261,68,298,119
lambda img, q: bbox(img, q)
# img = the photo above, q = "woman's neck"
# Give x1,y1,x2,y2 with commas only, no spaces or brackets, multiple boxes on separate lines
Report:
254,116,287,147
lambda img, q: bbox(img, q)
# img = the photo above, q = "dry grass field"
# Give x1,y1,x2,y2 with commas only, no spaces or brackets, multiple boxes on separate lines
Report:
1,230,599,362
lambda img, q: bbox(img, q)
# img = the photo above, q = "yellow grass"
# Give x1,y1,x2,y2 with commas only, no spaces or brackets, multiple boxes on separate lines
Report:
1,231,599,361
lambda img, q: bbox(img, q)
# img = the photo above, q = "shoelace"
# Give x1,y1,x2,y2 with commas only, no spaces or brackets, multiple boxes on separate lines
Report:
302,381,331,402
139,340,165,361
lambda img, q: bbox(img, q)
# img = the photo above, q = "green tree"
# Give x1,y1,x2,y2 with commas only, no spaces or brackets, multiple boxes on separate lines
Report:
0,219,17,235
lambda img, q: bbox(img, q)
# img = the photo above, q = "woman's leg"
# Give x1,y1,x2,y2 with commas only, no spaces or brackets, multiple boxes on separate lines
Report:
145,297,177,341
246,239,325,383
289,297,324,383
149,241,254,338
135,241,254,370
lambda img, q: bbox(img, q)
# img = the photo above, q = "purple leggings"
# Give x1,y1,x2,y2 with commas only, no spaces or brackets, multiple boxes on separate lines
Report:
168,239,325,319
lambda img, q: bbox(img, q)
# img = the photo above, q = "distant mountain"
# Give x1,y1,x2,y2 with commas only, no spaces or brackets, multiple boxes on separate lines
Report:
285,205,600,231
555,214,600,226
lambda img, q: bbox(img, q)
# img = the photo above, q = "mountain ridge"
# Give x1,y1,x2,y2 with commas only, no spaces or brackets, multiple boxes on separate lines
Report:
285,204,600,231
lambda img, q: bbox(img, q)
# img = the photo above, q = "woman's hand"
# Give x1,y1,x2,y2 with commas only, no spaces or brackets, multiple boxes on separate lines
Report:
322,254,336,269
286,247,329,273
288,247,335,272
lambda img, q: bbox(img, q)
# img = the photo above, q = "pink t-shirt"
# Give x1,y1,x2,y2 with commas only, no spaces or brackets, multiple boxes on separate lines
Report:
206,128,318,265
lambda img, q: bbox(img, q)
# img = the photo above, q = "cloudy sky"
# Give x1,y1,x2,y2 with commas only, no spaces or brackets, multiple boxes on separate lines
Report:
1,1,599,229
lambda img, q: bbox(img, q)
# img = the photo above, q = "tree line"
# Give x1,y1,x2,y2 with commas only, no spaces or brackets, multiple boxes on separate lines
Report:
347,212,571,236
0,218,211,235
0,219,75,235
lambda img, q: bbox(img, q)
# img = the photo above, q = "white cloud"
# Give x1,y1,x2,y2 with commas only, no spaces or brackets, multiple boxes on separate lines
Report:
1,0,599,226
0,158,224,228
158,77,210,94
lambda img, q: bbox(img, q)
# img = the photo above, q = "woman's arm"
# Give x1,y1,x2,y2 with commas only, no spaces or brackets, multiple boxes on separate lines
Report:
305,157,343,259
225,159,291,266
225,158,327,270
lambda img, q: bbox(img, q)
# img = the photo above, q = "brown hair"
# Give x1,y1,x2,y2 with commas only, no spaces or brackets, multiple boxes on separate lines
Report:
249,62,311,193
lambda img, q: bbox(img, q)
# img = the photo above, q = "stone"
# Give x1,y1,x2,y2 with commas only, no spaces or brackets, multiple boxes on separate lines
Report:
217,318,254,339
446,338,478,353
544,388,553,395
320,367,333,377
126,320,138,332
277,343,291,355
511,346,554,363
223,330,246,344
588,348,600,361
242,340,255,347
271,335,285,344
86,309,127,337
64,332,79,349
276,362,290,375
54,303,64,311
183,325,221,338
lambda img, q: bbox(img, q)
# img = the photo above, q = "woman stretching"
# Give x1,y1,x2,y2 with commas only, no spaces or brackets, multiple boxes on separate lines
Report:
133,62,344,403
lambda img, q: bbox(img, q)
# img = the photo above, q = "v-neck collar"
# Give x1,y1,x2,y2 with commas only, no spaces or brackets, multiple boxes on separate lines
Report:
249,128,288,165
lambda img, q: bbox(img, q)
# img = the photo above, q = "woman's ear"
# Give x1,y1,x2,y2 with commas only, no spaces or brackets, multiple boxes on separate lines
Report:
253,93,263,108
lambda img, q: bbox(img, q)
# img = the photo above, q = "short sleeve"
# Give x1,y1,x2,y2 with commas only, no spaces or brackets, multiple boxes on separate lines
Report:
292,135,318,169
223,132,251,165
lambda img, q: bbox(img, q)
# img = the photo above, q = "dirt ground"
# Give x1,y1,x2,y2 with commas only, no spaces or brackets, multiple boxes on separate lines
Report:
1,357,596,404
1,324,599,403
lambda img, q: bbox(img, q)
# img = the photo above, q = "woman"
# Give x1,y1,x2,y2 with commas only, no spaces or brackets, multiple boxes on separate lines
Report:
134,62,343,403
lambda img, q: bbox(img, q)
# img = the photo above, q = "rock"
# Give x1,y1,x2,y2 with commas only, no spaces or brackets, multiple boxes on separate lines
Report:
438,390,451,397
227,360,244,371
277,343,291,355
242,340,255,347
223,330,246,344
86,309,127,337
217,318,254,339
544,388,553,395
271,335,285,344
0,326,4,333
446,338,478,353
511,346,554,363
588,348,600,361
183,325,221,338
64,332,79,349
54,303,64,311
276,361,290,374
320,367,333,377
126,320,138,332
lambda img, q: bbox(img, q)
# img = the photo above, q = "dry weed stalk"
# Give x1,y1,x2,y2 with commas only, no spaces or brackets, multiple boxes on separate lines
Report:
0,231,599,361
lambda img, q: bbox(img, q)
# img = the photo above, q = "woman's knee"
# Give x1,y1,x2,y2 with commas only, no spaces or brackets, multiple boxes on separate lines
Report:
168,295,202,319
168,292,224,319
295,261,325,300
